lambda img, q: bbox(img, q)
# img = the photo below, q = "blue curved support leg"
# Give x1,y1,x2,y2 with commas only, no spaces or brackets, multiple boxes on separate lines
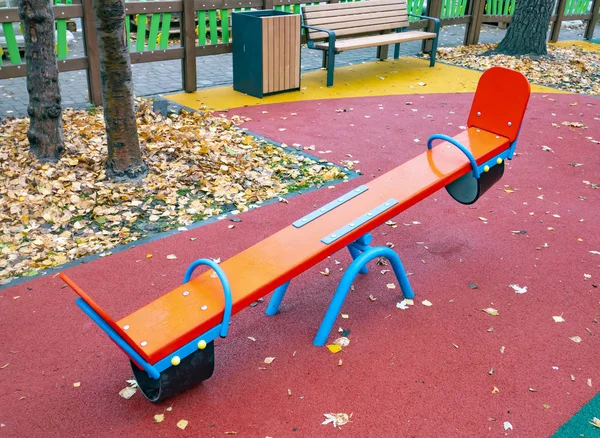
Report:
348,245,369,274
314,246,414,346
347,233,373,274
266,281,291,316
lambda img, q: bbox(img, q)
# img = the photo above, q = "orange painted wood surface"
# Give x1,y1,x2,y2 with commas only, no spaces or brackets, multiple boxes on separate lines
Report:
118,128,511,364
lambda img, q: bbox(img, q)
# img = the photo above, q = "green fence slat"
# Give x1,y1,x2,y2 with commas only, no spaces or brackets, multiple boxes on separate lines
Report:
159,12,171,49
136,14,148,52
1,22,22,64
208,10,218,44
54,0,68,59
293,4,300,13
125,16,131,50
221,9,230,43
198,11,207,45
147,13,160,50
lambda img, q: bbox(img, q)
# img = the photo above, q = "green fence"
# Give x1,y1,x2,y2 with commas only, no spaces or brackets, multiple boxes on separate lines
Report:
484,0,592,16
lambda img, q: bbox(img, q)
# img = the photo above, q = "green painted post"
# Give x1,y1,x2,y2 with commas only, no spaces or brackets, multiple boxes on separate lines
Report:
221,9,230,43
55,0,68,59
198,11,207,45
147,14,161,50
125,15,131,50
1,22,22,64
136,0,148,52
208,10,218,44
159,13,171,49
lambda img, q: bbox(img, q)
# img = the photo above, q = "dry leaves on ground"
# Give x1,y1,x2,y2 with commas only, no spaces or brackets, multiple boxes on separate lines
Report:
0,100,346,283
432,43,599,96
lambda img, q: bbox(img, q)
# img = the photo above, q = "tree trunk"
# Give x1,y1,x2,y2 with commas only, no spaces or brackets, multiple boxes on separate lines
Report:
495,0,555,56
94,0,147,179
18,0,64,162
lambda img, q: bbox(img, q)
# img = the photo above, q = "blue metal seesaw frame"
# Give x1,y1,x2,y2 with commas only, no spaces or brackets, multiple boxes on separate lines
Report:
76,130,520,379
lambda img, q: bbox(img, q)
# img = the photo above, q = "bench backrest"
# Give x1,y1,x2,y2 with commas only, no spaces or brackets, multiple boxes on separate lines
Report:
302,0,409,41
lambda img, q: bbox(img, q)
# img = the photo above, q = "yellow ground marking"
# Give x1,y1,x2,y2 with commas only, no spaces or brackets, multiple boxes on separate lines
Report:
165,57,566,111
551,40,600,54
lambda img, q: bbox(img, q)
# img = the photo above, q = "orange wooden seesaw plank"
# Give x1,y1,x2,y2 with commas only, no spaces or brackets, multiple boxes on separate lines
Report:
63,67,531,365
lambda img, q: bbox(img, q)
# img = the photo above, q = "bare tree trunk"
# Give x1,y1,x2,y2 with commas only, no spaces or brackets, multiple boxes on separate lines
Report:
495,0,555,56
18,0,64,162
94,0,147,179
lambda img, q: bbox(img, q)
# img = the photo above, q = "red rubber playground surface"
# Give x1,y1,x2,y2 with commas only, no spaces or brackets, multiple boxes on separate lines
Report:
1,92,599,437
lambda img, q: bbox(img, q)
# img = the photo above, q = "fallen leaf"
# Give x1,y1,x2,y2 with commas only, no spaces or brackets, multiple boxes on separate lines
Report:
503,421,512,430
247,336,256,342
333,337,350,347
553,315,565,323
327,344,342,354
73,382,81,388
587,378,592,387
386,283,396,289
341,313,349,319
322,413,350,428
396,300,410,310
119,386,137,399
569,336,582,343
166,254,177,260
510,284,528,294
153,414,165,423
492,386,500,394
264,357,275,364
483,308,499,316
421,300,432,307
541,145,554,152
589,417,600,428
478,217,488,221
176,419,188,430
543,404,550,409
320,268,330,276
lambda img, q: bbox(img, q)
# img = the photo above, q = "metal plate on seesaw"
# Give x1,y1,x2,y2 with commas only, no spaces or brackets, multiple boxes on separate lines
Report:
292,185,369,228
321,198,399,244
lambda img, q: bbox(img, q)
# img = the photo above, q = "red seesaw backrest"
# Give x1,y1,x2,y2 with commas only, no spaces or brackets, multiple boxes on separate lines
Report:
467,67,531,143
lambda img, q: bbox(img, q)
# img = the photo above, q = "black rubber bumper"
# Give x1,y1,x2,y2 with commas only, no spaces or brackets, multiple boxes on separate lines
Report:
131,341,215,403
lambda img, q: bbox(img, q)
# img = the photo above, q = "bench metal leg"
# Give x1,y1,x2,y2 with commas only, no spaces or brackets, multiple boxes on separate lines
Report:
322,51,328,69
429,36,439,67
313,245,414,346
376,44,389,60
266,281,291,316
326,47,335,87
394,43,401,59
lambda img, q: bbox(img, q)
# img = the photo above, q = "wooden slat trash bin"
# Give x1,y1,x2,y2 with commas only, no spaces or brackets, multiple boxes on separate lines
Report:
232,10,301,98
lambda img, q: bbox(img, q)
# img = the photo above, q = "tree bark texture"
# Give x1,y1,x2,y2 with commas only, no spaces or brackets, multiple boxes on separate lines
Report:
495,0,555,56
18,0,65,162
93,0,147,179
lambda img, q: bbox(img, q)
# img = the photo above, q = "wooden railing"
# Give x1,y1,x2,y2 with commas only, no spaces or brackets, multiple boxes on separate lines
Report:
1,0,598,105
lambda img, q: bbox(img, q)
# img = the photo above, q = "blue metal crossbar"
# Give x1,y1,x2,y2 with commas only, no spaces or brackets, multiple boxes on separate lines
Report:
293,185,369,228
321,199,399,244
76,298,161,379
183,259,232,338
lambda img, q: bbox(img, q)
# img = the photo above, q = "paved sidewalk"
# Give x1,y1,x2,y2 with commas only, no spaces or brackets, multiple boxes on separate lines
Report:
0,23,597,118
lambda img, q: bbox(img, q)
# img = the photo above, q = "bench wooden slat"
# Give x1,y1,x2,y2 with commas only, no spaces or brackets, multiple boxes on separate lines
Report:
310,17,409,33
310,22,409,40
307,9,407,26
314,31,436,51
303,0,406,13
118,128,510,364
303,4,407,20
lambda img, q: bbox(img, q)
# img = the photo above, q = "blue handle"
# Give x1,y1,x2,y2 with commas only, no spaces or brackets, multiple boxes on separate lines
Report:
183,259,233,338
427,134,480,178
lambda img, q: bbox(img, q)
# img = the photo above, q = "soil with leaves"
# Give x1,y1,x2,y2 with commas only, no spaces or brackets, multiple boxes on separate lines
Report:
0,101,346,283
433,43,599,96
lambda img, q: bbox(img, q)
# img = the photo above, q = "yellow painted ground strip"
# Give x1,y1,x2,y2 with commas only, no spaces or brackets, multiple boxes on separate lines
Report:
166,57,566,111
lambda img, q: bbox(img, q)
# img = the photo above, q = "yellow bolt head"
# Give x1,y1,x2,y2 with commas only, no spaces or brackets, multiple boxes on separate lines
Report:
171,356,181,366
496,158,503,165
483,165,490,173
198,340,207,350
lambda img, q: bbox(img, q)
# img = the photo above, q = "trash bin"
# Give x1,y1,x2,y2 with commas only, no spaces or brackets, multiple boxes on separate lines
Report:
232,10,301,98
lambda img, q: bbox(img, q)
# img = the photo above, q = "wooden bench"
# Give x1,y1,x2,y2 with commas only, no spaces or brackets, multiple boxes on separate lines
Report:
61,67,530,403
301,0,440,87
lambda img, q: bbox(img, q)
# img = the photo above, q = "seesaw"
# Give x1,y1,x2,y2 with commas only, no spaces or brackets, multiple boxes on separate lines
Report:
61,67,530,403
